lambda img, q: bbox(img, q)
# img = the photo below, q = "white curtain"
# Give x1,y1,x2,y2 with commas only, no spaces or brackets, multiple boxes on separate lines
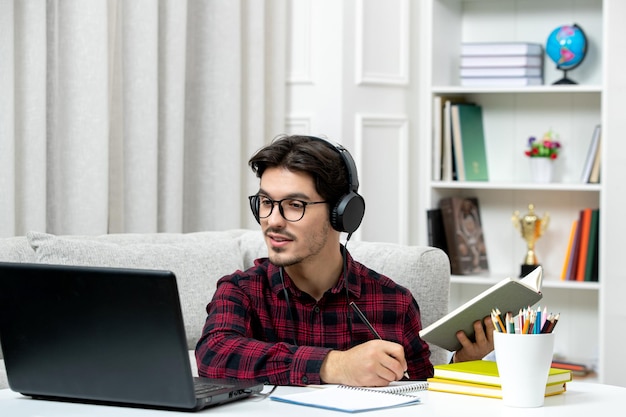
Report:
0,0,286,237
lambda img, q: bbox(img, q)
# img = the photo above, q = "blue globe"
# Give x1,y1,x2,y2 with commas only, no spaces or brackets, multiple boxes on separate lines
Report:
546,24,587,71
545,24,587,84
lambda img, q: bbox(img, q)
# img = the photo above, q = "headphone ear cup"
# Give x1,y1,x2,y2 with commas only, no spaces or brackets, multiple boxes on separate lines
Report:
249,196,261,224
330,192,365,233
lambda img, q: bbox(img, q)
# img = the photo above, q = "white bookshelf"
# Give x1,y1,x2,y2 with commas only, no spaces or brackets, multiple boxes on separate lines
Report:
419,0,626,385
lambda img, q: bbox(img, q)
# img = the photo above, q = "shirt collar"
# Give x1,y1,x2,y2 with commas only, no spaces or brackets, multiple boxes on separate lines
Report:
267,245,362,299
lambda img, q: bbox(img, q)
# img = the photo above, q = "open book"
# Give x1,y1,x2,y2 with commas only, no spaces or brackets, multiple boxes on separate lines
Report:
419,266,543,352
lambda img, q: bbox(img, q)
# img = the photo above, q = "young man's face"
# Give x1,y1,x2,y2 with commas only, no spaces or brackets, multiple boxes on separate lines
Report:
257,167,334,267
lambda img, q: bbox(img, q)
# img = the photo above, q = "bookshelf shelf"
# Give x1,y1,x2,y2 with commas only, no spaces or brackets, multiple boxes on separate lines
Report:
450,275,600,291
430,181,602,192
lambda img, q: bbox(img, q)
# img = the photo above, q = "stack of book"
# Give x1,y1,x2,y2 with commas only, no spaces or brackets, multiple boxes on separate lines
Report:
460,42,544,87
427,360,572,399
561,207,600,282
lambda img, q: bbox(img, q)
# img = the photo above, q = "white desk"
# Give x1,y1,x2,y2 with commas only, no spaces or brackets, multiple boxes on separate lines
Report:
1,382,624,416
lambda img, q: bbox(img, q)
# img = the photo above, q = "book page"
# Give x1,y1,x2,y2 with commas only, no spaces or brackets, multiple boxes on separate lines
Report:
419,267,543,352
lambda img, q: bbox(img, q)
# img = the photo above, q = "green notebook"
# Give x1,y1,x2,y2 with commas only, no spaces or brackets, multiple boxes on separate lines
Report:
452,103,489,181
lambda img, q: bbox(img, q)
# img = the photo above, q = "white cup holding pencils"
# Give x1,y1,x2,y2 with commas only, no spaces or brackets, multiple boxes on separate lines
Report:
494,332,555,407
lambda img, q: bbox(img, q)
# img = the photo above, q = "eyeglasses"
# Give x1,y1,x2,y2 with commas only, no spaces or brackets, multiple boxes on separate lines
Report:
248,194,327,222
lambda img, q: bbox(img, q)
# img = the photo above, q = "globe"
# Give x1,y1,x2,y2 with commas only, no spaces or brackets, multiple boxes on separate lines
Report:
546,24,588,84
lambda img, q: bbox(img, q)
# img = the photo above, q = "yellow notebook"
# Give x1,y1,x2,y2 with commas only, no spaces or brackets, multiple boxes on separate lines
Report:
427,377,566,398
433,360,572,387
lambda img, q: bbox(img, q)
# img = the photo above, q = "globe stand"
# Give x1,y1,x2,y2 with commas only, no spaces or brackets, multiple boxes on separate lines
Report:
553,69,577,85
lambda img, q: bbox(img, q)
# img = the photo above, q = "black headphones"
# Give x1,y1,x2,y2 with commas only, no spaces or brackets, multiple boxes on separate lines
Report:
306,136,365,235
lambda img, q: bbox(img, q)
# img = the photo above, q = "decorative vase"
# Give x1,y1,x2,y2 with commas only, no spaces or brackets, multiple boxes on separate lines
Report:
529,158,553,183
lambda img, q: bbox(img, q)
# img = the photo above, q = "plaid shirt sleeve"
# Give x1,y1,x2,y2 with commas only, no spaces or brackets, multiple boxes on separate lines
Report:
195,263,333,386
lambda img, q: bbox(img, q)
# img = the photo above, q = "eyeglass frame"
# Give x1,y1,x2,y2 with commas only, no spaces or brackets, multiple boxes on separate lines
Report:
248,194,328,222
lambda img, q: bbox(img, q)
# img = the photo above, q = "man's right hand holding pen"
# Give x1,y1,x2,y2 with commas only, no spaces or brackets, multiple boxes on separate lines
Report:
320,339,409,387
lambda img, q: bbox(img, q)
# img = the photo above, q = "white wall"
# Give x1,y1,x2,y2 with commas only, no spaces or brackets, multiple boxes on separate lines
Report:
286,0,421,245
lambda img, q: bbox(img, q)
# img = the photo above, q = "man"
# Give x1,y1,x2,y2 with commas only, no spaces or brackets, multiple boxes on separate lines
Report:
195,135,493,386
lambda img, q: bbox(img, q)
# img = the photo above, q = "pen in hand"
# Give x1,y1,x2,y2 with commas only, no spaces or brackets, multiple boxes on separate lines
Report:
349,301,410,380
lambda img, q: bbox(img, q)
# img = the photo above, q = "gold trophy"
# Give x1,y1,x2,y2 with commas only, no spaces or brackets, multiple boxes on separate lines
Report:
512,204,550,277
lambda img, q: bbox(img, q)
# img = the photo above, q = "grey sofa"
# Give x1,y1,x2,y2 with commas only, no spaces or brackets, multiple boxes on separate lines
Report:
0,229,450,390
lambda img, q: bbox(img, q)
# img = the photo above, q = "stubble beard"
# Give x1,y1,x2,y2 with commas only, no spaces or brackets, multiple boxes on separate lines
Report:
266,222,330,267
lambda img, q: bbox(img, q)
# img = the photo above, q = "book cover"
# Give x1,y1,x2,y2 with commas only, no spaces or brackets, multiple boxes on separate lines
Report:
584,209,600,281
589,130,602,183
566,217,582,281
432,360,572,387
580,125,601,183
461,42,543,56
461,55,543,68
450,104,466,181
575,208,593,281
455,104,489,181
427,208,449,255
560,220,578,281
433,95,465,181
427,377,566,399
439,197,488,275
460,67,542,78
441,97,467,181
461,76,543,87
419,267,543,352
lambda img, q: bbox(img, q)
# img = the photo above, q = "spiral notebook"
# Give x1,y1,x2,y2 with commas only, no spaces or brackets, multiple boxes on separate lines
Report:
270,381,427,413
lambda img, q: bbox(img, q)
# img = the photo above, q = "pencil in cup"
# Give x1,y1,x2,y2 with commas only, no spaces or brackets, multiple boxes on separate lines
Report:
492,307,559,334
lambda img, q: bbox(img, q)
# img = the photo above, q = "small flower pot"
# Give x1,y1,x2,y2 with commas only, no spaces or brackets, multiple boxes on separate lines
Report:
529,158,554,183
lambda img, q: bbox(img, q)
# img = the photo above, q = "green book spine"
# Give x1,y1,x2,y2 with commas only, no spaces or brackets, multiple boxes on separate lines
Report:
584,209,600,281
457,104,489,181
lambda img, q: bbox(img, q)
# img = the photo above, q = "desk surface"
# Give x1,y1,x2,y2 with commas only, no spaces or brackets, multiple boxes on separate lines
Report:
1,381,624,416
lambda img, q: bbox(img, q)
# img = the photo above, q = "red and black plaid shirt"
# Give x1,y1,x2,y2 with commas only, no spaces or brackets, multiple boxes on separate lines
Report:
195,250,433,385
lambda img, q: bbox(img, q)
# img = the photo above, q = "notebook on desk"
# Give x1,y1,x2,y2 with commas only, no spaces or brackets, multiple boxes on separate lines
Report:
0,262,264,411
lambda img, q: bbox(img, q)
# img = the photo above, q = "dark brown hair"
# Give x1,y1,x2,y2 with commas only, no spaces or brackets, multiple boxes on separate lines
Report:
248,135,348,208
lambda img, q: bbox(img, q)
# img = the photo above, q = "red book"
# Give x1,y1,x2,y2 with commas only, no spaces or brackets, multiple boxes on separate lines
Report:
575,208,593,281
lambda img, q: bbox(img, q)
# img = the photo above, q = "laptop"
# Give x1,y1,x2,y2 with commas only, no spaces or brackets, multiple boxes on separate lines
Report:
0,261,264,411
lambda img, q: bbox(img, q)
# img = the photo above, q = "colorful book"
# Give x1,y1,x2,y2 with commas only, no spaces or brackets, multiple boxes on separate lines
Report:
561,220,578,280
432,360,572,387
584,209,600,281
566,217,582,281
433,95,466,181
580,125,601,183
427,377,566,399
453,103,489,181
438,197,489,275
426,208,449,255
419,267,542,352
588,131,602,183
575,208,593,281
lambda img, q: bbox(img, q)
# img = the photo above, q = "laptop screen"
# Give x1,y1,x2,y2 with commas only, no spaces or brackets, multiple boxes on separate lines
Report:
0,262,263,410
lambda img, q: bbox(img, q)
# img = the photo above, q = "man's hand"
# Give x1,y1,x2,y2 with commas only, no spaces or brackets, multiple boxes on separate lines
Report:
319,340,408,387
453,315,494,363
